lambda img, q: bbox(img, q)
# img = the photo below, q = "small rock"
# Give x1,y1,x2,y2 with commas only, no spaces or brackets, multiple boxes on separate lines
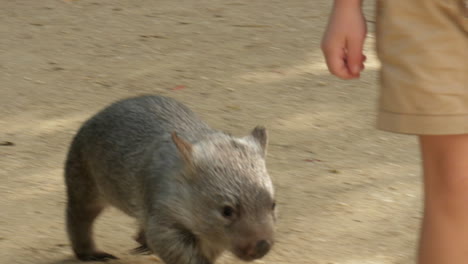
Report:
0,141,14,146
55,243,68,247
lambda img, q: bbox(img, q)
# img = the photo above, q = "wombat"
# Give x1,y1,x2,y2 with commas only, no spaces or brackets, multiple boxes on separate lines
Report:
64,95,276,264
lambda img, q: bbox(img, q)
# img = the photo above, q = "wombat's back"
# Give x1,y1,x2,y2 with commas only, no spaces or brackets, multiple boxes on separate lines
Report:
82,95,213,142
67,95,215,216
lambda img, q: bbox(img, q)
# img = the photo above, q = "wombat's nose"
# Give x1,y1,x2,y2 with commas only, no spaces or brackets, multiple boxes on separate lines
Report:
251,240,271,259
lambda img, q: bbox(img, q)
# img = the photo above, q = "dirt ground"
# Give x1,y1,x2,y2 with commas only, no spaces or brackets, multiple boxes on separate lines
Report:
0,1,423,264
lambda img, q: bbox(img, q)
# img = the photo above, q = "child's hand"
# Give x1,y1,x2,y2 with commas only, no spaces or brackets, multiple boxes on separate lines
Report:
321,2,367,79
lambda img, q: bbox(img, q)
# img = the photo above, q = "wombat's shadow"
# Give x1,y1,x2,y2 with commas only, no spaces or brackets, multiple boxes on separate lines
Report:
51,256,159,264
51,260,137,264
50,259,85,264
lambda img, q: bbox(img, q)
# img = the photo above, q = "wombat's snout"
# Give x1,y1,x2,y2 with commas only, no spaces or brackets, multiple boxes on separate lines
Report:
238,239,272,261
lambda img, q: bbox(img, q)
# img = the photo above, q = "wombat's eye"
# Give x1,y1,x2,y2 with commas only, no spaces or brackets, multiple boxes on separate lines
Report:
222,206,235,218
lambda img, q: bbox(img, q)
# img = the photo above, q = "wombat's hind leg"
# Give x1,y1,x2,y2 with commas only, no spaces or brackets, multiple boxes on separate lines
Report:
65,158,117,261
66,193,117,261
131,229,151,255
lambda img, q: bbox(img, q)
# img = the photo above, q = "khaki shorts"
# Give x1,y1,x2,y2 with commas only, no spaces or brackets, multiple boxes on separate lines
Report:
375,0,468,135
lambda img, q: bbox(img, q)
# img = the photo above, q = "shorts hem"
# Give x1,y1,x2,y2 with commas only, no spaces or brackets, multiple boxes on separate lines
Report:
377,111,468,135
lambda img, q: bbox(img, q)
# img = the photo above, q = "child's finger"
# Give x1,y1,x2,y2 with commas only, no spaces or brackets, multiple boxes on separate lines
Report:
323,49,354,79
346,37,365,75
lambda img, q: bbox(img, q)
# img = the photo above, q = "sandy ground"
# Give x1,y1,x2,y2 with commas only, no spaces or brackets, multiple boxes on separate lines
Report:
0,1,423,264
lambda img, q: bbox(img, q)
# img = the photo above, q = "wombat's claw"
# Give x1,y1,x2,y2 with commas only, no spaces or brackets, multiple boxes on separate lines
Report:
77,251,118,262
131,245,152,255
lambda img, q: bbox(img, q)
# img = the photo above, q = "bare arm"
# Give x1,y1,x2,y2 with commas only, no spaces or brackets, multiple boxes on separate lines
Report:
321,0,367,79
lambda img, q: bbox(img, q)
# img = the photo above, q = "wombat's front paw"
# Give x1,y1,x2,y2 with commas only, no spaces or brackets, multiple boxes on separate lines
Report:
130,245,151,255
77,251,118,262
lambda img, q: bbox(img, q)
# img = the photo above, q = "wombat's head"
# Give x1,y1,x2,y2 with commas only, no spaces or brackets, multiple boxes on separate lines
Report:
172,126,276,261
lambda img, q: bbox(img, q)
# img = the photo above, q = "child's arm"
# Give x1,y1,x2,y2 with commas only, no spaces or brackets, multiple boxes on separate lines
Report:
321,0,367,79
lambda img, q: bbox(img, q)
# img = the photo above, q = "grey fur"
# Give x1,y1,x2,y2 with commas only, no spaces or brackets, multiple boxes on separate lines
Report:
64,95,276,263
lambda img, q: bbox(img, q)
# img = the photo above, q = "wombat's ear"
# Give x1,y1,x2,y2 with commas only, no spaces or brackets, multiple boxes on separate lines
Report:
171,132,193,164
250,126,268,157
